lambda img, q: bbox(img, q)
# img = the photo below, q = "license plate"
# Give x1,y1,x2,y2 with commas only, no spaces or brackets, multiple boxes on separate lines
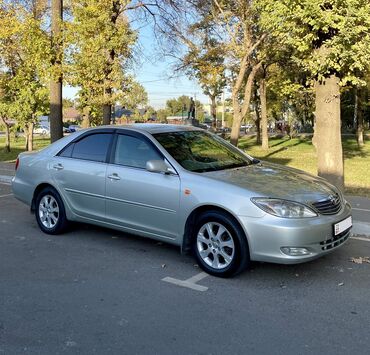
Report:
334,216,352,236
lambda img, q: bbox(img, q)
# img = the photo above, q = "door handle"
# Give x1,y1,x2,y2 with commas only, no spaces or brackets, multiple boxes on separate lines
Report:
108,173,121,181
53,163,64,170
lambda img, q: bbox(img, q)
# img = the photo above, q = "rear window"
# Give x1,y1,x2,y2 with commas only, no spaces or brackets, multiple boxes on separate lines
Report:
60,133,112,163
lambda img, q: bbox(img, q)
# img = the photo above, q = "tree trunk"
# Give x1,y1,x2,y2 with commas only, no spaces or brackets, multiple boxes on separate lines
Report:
4,124,10,153
210,95,217,128
102,102,111,125
230,62,262,146
0,117,10,152
230,110,242,146
28,123,34,152
313,75,344,191
50,0,63,143
353,87,358,130
24,123,34,152
260,78,269,150
81,106,91,128
356,88,364,147
102,1,119,126
255,106,261,145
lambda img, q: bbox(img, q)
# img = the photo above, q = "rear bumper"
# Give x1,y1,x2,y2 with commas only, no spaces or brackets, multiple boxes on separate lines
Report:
12,175,35,207
239,202,352,264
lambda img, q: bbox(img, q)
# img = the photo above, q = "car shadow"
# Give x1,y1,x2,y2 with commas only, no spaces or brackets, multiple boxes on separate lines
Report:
61,223,362,287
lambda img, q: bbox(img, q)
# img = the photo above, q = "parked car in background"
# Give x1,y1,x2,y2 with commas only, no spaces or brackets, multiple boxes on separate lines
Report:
68,125,81,133
240,124,253,132
12,124,352,277
33,125,50,135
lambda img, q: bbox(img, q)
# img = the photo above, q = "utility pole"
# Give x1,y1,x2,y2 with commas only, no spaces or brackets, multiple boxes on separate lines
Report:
50,0,63,142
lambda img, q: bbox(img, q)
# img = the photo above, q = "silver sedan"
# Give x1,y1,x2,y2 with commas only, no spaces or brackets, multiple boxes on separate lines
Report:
12,124,352,277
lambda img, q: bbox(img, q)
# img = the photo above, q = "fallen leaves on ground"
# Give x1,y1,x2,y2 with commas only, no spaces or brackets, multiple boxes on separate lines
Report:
349,257,370,264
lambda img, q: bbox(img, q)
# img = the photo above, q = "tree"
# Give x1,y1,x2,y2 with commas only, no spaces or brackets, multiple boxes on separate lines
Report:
166,96,202,118
156,108,169,122
0,0,49,151
261,0,370,190
0,73,13,153
208,1,266,146
157,1,266,144
66,0,137,125
50,0,63,142
122,81,148,110
183,41,226,127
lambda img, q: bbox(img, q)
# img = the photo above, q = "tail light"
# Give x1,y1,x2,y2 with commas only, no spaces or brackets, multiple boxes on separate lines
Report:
15,157,19,171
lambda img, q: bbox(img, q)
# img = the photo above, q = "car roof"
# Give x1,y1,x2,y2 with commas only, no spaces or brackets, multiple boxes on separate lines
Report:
91,124,203,135
38,124,204,157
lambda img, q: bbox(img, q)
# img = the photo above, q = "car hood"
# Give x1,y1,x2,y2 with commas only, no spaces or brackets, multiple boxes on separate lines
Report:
202,161,338,203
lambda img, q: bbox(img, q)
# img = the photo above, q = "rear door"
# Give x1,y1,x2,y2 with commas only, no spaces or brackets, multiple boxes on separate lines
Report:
51,131,113,220
105,132,180,240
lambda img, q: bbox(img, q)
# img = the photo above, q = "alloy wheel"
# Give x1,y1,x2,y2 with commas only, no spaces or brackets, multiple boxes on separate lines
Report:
196,222,235,270
38,194,60,229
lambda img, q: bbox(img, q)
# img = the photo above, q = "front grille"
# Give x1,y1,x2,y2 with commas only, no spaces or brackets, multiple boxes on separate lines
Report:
311,194,342,215
320,229,350,251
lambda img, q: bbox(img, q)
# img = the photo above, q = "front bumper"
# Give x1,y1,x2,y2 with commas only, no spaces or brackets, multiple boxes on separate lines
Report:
239,202,352,264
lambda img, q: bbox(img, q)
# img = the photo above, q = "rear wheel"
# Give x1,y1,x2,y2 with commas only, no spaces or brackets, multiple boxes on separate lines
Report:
192,211,250,277
35,187,69,234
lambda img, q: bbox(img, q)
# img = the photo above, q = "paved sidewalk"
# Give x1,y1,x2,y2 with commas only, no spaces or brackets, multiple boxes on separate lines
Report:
1,162,369,236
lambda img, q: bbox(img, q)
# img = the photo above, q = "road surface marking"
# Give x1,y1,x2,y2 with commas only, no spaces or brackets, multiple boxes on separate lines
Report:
0,175,12,185
0,193,13,198
162,272,209,292
352,221,370,237
352,207,370,213
351,236,370,242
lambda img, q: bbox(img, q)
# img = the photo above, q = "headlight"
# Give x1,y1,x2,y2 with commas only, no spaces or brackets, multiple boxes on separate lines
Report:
251,198,317,218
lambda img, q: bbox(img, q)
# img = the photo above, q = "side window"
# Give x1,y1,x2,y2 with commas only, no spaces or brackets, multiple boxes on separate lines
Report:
114,134,163,169
59,143,74,158
70,133,112,162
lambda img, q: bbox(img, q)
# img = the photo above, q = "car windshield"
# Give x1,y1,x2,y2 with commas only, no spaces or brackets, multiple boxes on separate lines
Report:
153,130,252,172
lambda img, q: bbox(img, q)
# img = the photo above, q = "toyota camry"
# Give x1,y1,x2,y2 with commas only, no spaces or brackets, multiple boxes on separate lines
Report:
12,124,352,277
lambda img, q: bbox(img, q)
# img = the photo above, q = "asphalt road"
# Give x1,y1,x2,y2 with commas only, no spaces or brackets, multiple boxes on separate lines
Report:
1,176,370,354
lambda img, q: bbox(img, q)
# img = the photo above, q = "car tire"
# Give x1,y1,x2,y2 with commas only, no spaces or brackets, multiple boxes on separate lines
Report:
35,187,69,235
192,211,250,278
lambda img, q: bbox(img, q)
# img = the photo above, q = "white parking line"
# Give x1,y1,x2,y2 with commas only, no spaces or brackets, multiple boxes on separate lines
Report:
0,175,12,185
352,207,370,213
351,236,370,242
352,221,370,237
162,272,209,292
0,193,13,198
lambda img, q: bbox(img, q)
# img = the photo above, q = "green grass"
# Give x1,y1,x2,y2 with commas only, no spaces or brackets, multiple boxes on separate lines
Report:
0,136,50,162
1,133,369,197
238,135,370,197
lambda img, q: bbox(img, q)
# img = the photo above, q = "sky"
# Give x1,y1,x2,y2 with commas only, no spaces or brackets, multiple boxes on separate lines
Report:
63,17,209,110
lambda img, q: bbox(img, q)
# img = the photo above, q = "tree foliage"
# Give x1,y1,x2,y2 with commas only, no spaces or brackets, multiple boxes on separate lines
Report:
0,0,50,151
66,0,138,124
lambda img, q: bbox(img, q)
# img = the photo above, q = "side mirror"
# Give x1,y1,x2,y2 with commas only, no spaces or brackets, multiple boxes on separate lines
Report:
146,160,176,175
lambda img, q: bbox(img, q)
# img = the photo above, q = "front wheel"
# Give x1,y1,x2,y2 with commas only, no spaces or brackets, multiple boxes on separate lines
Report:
35,187,69,234
192,211,250,278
